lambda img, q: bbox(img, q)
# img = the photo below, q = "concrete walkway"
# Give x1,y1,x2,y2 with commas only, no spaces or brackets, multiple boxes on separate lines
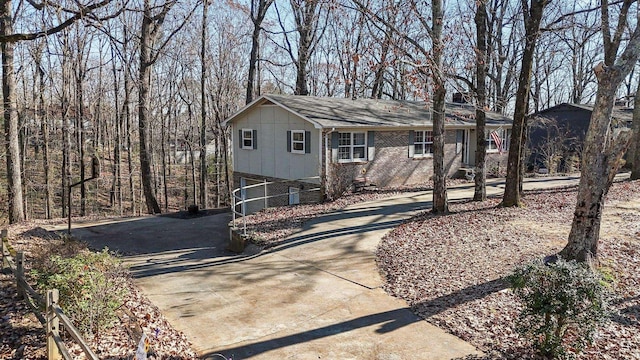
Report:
47,175,598,359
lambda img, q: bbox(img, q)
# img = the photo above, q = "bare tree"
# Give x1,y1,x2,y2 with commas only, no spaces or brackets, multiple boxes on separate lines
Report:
474,0,489,201
631,80,640,180
245,0,274,104
0,0,118,223
138,0,197,214
430,0,448,213
274,0,330,96
503,0,550,207
199,0,209,209
560,0,640,262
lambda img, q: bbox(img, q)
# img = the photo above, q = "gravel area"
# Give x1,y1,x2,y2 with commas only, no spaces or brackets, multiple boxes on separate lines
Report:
377,180,640,359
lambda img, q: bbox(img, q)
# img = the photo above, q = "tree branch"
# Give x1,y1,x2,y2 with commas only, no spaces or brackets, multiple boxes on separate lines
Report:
0,0,115,43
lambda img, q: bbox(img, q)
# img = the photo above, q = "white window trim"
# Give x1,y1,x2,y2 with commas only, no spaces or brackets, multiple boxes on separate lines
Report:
413,130,434,158
291,130,306,154
338,132,367,163
241,128,254,150
486,129,507,153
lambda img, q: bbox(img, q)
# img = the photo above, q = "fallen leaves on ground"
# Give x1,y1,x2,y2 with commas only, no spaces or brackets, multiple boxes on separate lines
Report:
1,225,199,360
240,181,466,246
377,180,640,359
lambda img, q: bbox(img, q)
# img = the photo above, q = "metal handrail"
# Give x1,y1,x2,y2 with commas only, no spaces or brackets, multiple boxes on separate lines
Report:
231,176,321,235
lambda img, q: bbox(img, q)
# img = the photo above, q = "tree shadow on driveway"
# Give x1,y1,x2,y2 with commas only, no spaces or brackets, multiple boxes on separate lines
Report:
203,278,508,359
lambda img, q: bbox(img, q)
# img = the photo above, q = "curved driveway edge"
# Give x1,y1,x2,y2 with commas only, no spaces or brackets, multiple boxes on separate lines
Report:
48,175,614,359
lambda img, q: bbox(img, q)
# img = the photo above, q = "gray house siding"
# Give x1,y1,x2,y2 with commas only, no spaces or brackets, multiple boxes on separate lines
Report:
232,105,321,182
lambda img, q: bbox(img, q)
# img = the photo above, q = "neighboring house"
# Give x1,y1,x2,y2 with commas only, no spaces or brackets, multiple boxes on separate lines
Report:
527,103,632,173
223,94,511,214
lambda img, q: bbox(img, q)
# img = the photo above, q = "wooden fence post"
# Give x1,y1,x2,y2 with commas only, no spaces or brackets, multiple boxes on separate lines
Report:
47,289,61,360
16,252,25,300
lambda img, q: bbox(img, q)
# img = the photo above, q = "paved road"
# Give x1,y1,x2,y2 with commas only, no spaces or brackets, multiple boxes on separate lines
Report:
44,175,605,359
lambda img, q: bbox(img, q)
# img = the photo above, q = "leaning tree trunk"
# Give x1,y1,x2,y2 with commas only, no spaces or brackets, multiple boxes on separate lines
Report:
431,0,448,214
561,0,640,262
503,0,548,207
561,64,635,261
474,0,488,202
1,0,25,223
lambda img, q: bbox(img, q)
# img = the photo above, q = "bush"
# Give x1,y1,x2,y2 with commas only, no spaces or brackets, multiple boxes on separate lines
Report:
508,256,611,359
32,246,129,339
327,164,354,200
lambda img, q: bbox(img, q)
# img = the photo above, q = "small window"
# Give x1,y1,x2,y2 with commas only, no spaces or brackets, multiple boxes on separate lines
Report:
414,130,434,157
242,129,254,150
338,132,367,162
291,130,305,154
487,129,507,153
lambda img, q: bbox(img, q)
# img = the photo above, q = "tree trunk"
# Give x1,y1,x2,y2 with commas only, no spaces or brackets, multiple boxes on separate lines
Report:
474,1,488,202
125,64,136,215
561,77,632,261
630,80,640,180
1,0,25,223
38,57,52,219
246,0,273,104
76,65,87,216
560,0,640,262
503,0,548,207
199,0,208,209
431,0,448,214
138,1,161,214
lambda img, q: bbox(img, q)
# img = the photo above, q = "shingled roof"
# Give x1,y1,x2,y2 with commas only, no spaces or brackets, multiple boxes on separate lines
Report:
225,94,512,129
530,103,633,126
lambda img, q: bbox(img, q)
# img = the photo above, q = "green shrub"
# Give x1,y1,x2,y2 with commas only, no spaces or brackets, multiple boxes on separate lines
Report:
508,257,611,359
32,247,129,339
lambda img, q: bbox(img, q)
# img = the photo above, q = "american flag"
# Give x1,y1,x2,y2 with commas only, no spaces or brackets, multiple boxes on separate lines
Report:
490,130,504,153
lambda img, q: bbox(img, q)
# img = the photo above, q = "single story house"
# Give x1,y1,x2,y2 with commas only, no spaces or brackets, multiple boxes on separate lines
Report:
223,94,511,214
527,103,632,173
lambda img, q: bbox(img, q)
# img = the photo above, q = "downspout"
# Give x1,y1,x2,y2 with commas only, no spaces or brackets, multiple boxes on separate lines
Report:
324,128,336,200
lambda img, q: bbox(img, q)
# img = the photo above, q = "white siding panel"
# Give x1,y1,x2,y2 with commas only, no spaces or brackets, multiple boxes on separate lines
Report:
261,119,276,177
232,105,321,181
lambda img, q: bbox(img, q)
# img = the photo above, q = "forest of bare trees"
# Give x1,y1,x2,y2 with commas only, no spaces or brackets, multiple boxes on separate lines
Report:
1,0,639,261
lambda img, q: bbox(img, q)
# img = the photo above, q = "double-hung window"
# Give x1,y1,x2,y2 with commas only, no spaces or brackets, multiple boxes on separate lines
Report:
338,132,367,162
291,130,305,154
241,129,255,150
414,130,434,157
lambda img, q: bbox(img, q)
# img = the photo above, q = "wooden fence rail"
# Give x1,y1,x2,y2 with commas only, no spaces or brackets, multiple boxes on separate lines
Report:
1,230,99,360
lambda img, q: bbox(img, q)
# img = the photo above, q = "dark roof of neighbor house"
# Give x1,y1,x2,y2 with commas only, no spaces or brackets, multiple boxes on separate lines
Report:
225,94,512,129
529,103,633,126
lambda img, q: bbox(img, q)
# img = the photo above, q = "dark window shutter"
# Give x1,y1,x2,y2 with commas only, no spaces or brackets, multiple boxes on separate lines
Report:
331,132,339,162
252,129,257,149
367,131,375,160
238,129,242,148
287,131,292,152
305,131,311,154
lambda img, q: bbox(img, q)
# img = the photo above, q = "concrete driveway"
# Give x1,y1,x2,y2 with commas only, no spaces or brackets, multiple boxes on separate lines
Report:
45,175,601,359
